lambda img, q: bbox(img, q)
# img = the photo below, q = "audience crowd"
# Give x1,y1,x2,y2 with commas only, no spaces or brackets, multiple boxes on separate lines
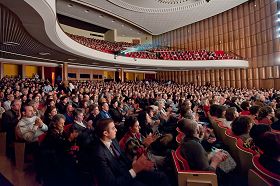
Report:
0,76,279,186
68,33,238,61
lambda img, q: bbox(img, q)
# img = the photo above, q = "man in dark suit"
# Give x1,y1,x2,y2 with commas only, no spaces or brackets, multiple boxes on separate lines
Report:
95,102,111,124
92,118,170,186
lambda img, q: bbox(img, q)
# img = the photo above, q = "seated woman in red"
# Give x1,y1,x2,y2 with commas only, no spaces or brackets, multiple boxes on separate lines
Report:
257,106,274,125
119,117,154,160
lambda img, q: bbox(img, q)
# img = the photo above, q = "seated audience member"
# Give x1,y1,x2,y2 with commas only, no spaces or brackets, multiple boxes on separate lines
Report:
96,102,111,120
56,96,68,114
3,93,14,111
43,106,57,126
138,106,159,137
73,108,94,147
249,105,261,123
244,124,271,152
258,132,280,175
0,101,6,119
271,108,280,131
240,101,250,116
231,116,253,141
223,107,239,128
257,106,274,125
180,119,228,171
215,105,227,124
92,118,170,186
109,99,123,123
29,100,43,118
40,114,68,186
64,103,74,125
85,104,99,128
16,105,48,142
119,117,154,160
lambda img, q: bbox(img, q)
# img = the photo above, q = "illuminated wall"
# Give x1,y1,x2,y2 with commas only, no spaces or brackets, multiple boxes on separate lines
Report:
25,65,38,78
3,64,19,77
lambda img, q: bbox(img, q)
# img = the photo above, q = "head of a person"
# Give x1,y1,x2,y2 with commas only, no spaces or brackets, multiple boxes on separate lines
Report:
95,118,117,141
11,99,21,112
241,101,250,111
258,106,274,120
259,132,280,158
89,104,99,116
50,114,65,133
111,99,119,108
216,105,227,118
66,103,74,113
249,105,261,116
73,108,84,122
23,105,34,118
274,108,280,120
249,124,271,148
124,116,140,134
225,107,239,121
49,106,57,117
180,118,199,138
60,96,68,104
209,104,219,117
231,116,253,136
100,102,109,112
29,100,39,110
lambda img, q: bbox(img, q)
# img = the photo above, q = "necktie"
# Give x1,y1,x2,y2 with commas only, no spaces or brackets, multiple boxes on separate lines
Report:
110,143,120,158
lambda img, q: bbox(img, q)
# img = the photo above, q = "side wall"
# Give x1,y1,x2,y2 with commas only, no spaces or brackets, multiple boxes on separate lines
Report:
154,0,280,89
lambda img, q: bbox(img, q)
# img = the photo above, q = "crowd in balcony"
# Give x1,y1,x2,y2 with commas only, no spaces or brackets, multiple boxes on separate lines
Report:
68,33,239,61
67,33,134,54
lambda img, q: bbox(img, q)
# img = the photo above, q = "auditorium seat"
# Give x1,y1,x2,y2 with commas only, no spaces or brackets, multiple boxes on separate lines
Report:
248,169,271,186
172,146,218,186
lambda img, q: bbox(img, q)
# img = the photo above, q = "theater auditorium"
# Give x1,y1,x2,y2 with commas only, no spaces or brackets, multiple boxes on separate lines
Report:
0,0,279,186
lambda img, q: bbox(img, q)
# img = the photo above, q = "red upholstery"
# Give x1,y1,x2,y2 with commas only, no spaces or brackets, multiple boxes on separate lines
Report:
252,155,280,183
38,133,47,143
64,124,73,133
176,133,185,145
175,146,190,170
236,138,257,155
225,128,238,138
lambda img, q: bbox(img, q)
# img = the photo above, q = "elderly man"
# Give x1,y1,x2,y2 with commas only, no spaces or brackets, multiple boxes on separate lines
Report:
16,105,48,143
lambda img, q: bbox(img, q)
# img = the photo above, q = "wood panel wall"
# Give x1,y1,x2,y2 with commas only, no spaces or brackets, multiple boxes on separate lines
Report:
154,0,280,89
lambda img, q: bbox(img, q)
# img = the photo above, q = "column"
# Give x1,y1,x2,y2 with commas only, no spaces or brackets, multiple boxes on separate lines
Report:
22,64,26,78
201,70,206,86
0,62,3,79
120,68,124,82
62,63,68,81
205,70,210,85
235,69,241,88
225,69,230,87
215,69,220,87
230,69,236,88
220,69,225,87
41,66,45,80
241,69,247,88
193,70,197,85
253,68,259,89
247,69,253,89
210,70,215,86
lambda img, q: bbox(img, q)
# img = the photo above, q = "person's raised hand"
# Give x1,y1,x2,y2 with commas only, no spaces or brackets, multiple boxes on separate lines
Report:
132,154,154,174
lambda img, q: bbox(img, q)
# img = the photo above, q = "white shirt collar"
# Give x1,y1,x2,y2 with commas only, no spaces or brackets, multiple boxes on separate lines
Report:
74,120,86,128
101,138,112,149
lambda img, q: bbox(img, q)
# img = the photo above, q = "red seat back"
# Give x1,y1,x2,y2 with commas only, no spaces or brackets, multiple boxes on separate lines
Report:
252,155,280,184
175,146,190,170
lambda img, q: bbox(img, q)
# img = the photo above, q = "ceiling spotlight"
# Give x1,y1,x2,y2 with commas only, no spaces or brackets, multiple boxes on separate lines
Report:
38,52,51,56
2,41,20,46
112,20,115,22
99,15,104,18
67,58,76,61
67,4,73,7
130,28,133,31
121,24,124,27
84,10,89,13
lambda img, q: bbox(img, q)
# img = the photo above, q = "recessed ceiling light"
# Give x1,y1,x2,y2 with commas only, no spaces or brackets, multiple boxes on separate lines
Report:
130,28,133,30
137,32,140,34
67,4,73,7
38,52,51,56
99,15,104,18
2,41,20,46
67,58,76,61
112,20,115,22
84,10,89,13
121,24,124,27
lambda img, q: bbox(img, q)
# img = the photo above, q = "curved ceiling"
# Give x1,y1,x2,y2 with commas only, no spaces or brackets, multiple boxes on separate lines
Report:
57,0,249,35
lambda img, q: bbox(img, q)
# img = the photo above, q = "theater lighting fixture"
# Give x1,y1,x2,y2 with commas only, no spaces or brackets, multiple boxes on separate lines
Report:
84,10,89,13
112,20,115,22
38,52,51,56
67,4,73,7
2,41,20,46
67,58,76,61
99,15,104,18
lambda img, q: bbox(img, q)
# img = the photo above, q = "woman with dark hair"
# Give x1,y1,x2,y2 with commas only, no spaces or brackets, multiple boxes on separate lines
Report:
231,116,253,141
43,106,58,126
257,106,274,125
119,117,153,160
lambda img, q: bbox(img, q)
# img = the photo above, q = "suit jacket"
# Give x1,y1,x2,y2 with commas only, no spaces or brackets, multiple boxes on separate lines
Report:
92,138,134,186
